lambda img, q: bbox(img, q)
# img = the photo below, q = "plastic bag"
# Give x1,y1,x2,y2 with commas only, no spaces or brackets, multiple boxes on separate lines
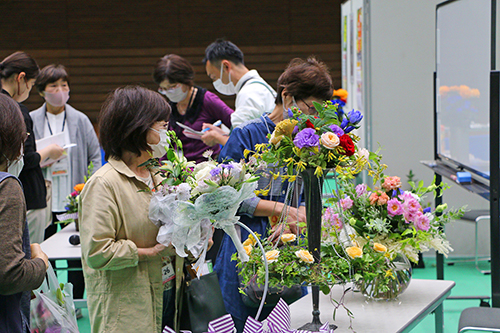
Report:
30,262,79,333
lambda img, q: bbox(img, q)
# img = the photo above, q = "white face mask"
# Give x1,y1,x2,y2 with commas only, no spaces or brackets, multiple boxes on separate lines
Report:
149,128,170,159
4,149,24,177
44,90,70,107
213,64,236,96
160,85,188,103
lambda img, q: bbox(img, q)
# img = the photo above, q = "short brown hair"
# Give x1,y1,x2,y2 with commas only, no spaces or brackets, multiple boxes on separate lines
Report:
0,94,26,166
153,54,195,87
0,51,39,80
99,86,171,161
35,64,71,93
275,57,333,105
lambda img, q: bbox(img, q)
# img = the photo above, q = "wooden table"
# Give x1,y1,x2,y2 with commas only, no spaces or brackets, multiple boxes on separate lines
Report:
290,279,455,333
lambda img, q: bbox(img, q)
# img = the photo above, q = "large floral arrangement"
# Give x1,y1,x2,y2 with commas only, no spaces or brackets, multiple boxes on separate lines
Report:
247,100,367,180
147,131,261,271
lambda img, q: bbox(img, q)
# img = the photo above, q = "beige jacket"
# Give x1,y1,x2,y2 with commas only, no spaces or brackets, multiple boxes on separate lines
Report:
80,158,170,333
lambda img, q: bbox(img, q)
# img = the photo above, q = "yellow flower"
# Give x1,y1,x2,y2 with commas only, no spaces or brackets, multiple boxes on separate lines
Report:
243,238,255,247
346,246,363,259
314,166,323,177
295,249,314,264
292,147,302,157
385,269,395,279
296,160,306,172
243,149,251,158
74,183,85,192
281,233,297,243
288,175,297,182
265,250,280,263
270,132,284,147
275,119,298,136
244,245,253,256
285,158,295,167
373,243,387,253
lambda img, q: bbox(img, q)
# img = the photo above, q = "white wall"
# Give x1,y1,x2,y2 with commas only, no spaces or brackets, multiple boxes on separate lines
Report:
367,0,490,258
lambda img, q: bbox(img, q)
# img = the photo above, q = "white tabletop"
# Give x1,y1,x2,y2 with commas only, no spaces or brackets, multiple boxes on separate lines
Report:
290,279,455,333
40,222,81,260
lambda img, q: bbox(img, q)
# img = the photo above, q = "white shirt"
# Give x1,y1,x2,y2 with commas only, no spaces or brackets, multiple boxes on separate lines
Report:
232,70,276,128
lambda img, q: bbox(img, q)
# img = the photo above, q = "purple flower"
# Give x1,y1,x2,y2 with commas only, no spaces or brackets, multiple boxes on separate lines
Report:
340,118,349,129
221,163,234,169
347,110,363,124
209,168,221,177
292,126,299,134
423,207,432,213
293,128,320,149
287,109,294,118
329,124,344,137
344,126,355,133
355,184,367,196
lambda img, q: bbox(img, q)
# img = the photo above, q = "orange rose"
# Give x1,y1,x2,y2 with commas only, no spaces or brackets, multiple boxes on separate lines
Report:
346,246,363,259
373,243,387,253
265,250,280,263
333,89,348,101
295,249,314,263
281,233,297,243
74,183,85,192
244,245,253,256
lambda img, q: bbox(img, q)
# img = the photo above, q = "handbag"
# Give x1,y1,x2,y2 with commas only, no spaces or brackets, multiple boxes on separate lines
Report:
240,275,303,308
179,265,227,333
30,262,79,333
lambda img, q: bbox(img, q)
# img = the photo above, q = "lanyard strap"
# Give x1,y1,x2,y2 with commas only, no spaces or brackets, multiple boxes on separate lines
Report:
45,111,66,135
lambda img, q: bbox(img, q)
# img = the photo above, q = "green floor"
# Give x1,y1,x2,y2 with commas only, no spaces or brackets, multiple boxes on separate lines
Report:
60,257,491,333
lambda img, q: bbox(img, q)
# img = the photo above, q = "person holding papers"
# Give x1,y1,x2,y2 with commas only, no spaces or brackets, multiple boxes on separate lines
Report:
153,54,233,163
31,64,101,316
0,51,61,246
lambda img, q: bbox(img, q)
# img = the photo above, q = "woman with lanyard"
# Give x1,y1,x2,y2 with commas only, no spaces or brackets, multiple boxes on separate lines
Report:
31,64,102,318
153,54,234,163
0,52,64,246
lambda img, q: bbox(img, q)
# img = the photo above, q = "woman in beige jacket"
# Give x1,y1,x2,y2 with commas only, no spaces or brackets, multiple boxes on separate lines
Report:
80,86,173,332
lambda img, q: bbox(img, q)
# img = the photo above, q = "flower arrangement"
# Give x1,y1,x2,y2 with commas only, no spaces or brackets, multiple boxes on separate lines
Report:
246,100,367,180
56,162,94,225
326,154,465,263
147,131,261,271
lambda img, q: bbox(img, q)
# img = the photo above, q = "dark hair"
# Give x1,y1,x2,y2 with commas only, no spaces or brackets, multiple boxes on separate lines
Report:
0,94,26,166
203,38,244,67
153,54,195,86
0,51,39,81
275,57,333,105
35,64,71,93
99,86,171,161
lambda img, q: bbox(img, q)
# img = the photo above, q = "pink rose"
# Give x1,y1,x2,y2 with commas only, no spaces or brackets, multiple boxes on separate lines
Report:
387,198,403,216
415,213,431,231
320,132,340,149
340,196,353,210
355,184,368,197
382,176,402,191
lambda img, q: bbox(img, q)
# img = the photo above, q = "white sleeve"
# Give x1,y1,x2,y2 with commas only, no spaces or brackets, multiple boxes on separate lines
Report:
233,83,276,128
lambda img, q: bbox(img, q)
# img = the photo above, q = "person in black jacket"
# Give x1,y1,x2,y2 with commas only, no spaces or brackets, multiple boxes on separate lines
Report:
0,52,64,245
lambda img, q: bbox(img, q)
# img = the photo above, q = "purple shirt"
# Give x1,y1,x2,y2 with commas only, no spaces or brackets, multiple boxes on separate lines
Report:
168,87,233,163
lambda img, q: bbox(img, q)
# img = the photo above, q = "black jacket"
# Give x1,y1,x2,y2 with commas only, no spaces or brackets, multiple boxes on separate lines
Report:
1,89,47,210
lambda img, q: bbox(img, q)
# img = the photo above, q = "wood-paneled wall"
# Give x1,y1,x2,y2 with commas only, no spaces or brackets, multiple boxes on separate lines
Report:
0,0,342,124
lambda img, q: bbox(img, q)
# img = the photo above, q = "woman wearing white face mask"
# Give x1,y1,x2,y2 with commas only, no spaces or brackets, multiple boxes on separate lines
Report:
0,93,49,333
0,52,62,247
153,54,234,163
79,86,175,333
31,64,102,310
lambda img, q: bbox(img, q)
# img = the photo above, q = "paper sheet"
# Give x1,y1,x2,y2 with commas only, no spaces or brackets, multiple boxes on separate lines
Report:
36,132,75,167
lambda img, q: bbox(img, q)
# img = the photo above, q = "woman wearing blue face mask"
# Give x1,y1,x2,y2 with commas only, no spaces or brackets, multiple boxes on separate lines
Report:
0,93,49,333
79,86,176,333
153,54,234,163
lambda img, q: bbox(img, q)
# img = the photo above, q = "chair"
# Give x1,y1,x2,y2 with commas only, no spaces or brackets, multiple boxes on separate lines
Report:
447,209,490,274
458,307,500,332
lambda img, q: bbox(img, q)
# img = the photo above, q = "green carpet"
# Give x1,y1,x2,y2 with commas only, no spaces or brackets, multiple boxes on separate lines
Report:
59,257,491,333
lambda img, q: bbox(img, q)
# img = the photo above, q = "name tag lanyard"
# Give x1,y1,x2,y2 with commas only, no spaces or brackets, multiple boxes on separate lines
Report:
45,111,67,135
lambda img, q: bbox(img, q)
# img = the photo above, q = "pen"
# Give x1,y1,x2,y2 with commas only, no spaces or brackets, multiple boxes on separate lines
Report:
201,120,222,133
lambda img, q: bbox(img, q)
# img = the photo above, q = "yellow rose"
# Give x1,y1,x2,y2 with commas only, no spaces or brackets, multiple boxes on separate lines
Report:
270,132,284,148
243,238,255,247
346,246,363,259
275,119,298,136
265,250,280,263
295,249,314,264
281,233,297,243
373,243,387,253
244,245,253,256
320,132,340,150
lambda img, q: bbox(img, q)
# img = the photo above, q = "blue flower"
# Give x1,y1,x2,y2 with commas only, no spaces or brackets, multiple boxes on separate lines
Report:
344,126,355,133
340,118,349,129
287,109,294,118
347,110,363,125
209,168,221,177
423,207,432,213
331,99,346,108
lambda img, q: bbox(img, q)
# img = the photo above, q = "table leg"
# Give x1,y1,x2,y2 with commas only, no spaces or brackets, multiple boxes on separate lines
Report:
434,303,444,333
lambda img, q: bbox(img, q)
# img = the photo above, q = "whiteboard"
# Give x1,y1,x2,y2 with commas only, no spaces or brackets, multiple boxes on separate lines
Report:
436,0,492,179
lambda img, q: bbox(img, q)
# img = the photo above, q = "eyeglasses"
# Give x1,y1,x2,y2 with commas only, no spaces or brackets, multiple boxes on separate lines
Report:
301,99,317,114
158,83,179,94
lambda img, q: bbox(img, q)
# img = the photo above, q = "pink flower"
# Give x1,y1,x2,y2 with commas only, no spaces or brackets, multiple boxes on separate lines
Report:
403,210,417,223
414,213,431,231
387,198,403,216
369,191,389,206
377,192,390,205
403,198,421,213
71,191,79,197
322,207,343,229
355,184,367,196
369,192,379,205
340,196,353,210
382,176,402,191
